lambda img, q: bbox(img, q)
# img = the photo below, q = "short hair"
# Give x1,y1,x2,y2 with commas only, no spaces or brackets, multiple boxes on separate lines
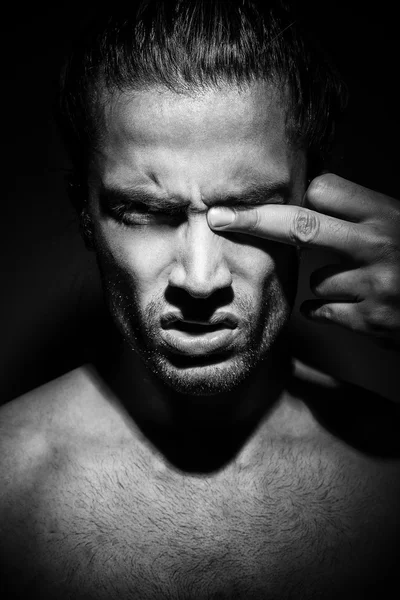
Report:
57,0,347,214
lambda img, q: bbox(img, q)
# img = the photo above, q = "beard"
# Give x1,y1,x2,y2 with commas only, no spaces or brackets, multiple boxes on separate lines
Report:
97,260,294,398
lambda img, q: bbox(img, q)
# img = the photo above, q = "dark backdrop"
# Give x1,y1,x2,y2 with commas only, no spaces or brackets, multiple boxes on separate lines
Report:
2,2,399,404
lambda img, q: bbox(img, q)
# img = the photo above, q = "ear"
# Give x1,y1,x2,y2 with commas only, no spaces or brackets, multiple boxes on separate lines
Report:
65,171,95,250
80,207,95,250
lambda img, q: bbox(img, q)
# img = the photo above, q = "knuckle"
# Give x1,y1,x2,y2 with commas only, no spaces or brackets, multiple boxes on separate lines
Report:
378,238,400,261
248,208,261,232
388,202,400,224
370,267,400,301
362,304,394,333
367,223,400,257
289,209,320,245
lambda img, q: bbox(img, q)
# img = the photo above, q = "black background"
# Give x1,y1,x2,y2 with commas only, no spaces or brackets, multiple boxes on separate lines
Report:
2,2,399,404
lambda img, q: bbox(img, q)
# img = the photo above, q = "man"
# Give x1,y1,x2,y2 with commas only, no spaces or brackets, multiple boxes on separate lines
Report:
1,1,399,598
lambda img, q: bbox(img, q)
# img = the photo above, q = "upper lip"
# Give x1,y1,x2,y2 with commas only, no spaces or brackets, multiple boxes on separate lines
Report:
161,312,239,329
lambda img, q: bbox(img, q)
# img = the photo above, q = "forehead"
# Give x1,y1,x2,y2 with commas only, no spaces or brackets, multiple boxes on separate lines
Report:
94,83,302,197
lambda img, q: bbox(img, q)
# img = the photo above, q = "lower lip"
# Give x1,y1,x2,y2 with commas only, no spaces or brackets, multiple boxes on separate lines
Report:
161,327,237,356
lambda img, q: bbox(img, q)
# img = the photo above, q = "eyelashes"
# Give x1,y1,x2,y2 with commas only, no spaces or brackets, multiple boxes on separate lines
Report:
106,198,286,227
109,203,187,226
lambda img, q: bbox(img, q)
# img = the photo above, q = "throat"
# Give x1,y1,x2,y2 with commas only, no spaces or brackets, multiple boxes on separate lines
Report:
146,417,262,474
96,336,293,473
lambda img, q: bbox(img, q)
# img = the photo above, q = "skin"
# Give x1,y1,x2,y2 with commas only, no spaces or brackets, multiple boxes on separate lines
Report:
0,81,399,599
208,174,400,348
87,82,306,437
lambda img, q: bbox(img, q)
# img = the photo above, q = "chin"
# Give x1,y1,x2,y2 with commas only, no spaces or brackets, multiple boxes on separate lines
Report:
103,266,292,397
137,347,265,397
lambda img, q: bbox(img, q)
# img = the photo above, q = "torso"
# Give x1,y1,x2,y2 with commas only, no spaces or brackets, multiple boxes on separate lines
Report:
1,363,400,599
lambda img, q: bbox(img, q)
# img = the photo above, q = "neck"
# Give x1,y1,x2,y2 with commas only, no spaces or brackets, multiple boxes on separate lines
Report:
96,326,294,473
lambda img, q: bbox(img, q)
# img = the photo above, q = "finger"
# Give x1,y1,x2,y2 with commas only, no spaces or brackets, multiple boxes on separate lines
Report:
309,264,365,301
207,204,362,255
299,300,368,333
300,299,400,341
305,173,398,222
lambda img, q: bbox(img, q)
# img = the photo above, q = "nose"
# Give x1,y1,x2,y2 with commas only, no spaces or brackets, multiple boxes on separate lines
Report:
168,216,232,298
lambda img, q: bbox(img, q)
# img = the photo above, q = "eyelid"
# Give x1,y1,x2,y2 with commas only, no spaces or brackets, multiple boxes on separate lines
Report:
120,199,187,213
109,203,187,226
104,193,286,218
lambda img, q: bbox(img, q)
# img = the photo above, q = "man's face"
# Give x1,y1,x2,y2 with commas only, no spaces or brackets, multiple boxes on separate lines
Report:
88,83,306,396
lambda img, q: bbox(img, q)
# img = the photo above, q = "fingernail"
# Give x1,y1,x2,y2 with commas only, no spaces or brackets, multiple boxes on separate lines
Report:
299,301,313,319
208,208,235,228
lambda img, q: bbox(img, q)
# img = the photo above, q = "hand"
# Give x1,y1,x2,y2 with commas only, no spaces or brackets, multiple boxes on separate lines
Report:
207,174,400,348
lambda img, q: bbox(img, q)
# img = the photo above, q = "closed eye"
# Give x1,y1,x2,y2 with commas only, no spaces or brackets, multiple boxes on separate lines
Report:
108,202,187,226
101,189,288,227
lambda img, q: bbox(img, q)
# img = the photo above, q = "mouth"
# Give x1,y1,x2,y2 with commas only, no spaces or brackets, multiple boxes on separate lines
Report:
161,312,239,330
160,313,239,357
170,321,232,334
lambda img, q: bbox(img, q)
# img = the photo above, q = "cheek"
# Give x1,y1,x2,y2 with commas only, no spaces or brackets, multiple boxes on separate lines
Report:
268,242,299,303
228,236,290,283
95,224,176,297
234,247,273,286
232,238,298,305
94,221,296,305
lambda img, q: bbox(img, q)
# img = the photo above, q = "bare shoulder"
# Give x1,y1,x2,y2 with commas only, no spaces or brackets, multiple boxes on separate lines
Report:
0,365,128,583
0,363,126,442
0,365,93,447
0,365,114,510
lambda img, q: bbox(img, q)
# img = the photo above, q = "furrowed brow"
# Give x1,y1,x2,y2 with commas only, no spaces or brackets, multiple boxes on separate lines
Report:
98,180,291,213
210,181,291,208
187,181,292,214
98,186,188,210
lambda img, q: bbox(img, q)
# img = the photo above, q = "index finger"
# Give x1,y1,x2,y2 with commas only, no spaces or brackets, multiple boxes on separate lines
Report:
305,173,399,222
207,204,361,255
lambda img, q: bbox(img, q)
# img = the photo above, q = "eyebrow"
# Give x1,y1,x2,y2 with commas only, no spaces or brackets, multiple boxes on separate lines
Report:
98,180,291,214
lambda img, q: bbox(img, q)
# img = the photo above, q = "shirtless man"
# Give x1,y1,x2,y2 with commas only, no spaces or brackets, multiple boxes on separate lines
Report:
1,2,399,599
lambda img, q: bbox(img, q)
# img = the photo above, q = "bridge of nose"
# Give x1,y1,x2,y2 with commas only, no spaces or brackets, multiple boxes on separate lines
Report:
169,215,233,297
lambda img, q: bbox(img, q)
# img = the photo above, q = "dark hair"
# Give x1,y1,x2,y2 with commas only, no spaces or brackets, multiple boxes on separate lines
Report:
58,0,347,216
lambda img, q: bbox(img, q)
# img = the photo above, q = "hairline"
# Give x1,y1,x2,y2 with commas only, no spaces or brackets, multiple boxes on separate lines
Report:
88,73,302,170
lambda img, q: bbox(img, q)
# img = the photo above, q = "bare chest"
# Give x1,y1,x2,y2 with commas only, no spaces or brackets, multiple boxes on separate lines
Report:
8,440,400,600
